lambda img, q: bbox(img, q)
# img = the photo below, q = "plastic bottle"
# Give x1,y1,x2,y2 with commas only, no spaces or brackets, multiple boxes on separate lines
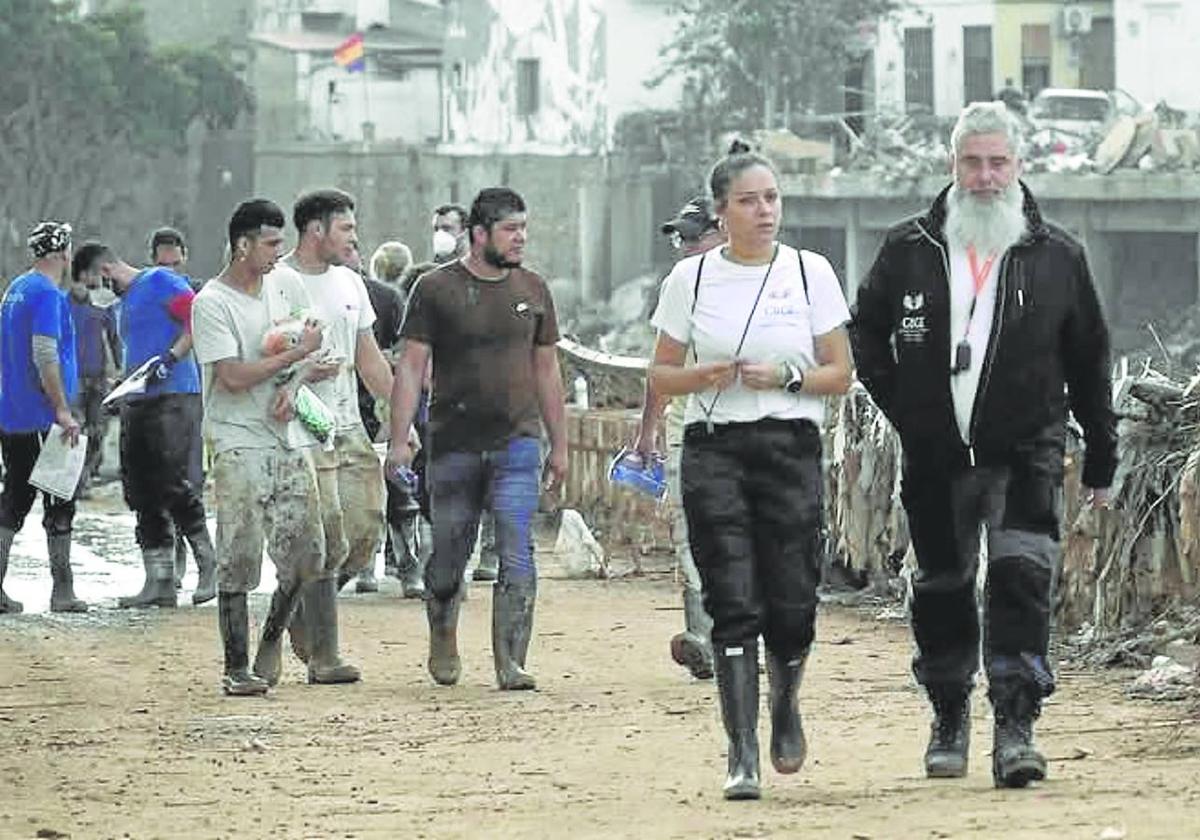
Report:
573,374,590,409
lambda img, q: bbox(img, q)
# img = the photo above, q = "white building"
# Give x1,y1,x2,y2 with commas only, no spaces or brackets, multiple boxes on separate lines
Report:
1114,0,1200,111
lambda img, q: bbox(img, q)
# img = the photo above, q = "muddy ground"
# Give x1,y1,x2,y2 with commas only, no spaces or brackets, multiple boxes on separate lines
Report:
1,566,1198,840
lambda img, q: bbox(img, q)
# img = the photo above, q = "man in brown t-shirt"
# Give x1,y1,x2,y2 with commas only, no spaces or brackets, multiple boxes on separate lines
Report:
388,187,568,691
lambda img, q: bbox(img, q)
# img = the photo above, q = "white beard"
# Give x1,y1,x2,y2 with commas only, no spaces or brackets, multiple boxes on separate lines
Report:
944,183,1027,255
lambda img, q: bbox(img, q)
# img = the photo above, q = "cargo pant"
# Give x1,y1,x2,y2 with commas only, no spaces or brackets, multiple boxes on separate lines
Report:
311,427,385,579
901,423,1065,698
210,446,325,592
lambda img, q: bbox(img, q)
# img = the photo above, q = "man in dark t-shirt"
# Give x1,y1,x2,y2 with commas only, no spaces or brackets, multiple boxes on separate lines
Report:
387,187,568,691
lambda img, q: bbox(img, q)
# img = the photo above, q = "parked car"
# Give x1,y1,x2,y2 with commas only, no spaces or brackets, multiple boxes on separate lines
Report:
1027,88,1143,153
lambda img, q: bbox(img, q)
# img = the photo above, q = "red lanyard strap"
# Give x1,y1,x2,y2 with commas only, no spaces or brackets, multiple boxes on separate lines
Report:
962,245,998,338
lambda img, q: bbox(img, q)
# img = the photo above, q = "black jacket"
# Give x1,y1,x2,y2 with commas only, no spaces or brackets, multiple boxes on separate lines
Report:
849,183,1117,489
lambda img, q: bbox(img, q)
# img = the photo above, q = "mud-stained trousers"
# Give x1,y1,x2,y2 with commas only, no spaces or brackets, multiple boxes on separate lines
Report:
0,431,75,536
210,446,325,592
120,394,208,550
680,419,823,660
311,427,385,579
901,428,1064,698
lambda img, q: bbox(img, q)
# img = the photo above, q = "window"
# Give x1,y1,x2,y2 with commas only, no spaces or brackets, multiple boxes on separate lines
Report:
904,27,934,113
516,58,540,117
962,26,993,105
1021,24,1051,97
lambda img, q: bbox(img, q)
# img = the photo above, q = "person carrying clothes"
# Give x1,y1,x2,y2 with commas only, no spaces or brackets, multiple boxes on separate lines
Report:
387,187,569,691
191,199,332,696
0,222,88,614
649,141,853,800
849,102,1116,788
634,195,726,681
73,241,218,608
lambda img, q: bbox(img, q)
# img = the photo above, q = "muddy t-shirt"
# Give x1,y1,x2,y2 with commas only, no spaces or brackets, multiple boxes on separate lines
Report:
400,261,559,453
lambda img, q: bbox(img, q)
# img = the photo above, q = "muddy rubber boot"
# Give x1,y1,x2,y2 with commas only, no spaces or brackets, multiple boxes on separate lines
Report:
252,583,302,687
427,593,463,686
287,594,310,664
391,516,426,599
47,534,88,613
0,527,24,614
924,683,971,778
219,592,268,697
306,577,362,684
990,680,1047,788
185,528,218,606
118,547,176,609
355,566,379,594
713,639,761,800
173,532,187,590
670,588,714,680
766,649,808,774
492,579,537,690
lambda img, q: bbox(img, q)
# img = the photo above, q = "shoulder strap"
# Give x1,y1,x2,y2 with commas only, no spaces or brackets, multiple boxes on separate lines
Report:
690,254,706,316
798,248,810,304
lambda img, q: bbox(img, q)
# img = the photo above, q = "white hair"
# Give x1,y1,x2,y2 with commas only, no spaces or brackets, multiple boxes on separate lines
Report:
951,101,1025,158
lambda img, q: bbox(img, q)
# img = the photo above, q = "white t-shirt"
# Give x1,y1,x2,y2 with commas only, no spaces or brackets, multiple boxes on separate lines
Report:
192,267,315,453
651,244,850,428
291,262,376,431
947,243,1003,443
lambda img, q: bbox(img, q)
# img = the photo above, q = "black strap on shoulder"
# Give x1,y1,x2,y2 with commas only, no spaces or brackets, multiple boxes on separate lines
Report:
690,253,706,316
798,249,809,304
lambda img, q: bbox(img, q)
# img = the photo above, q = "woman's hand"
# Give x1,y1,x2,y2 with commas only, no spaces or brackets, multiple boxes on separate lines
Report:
695,361,737,391
738,361,784,391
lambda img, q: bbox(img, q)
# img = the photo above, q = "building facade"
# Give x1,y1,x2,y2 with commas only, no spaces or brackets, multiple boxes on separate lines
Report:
1114,0,1200,111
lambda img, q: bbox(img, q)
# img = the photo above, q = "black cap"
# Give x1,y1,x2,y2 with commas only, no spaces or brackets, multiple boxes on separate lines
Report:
660,196,717,240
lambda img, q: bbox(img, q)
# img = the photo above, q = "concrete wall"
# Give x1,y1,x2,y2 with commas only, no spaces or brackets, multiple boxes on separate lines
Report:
1114,0,1200,111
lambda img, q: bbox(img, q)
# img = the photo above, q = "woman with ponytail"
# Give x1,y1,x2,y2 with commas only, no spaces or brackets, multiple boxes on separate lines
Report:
650,140,853,800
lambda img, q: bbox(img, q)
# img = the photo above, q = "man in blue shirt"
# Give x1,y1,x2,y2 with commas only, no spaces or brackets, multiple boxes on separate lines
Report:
0,222,88,614
67,275,120,492
73,241,217,609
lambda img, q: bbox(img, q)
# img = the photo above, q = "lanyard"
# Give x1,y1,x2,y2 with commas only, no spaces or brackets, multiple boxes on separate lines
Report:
962,245,997,338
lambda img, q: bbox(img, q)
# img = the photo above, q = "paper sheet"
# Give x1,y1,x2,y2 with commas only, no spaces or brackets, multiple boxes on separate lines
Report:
28,424,88,501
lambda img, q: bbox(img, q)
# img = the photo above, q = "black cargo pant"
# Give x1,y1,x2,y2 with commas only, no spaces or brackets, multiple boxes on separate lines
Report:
0,431,75,535
119,393,208,551
901,427,1064,698
681,418,823,661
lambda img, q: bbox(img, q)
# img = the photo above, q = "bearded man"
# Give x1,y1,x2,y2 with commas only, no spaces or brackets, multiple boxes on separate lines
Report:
850,102,1116,788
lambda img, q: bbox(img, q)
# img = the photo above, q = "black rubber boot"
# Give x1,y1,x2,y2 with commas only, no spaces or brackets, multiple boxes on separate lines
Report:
427,592,463,686
766,649,808,774
185,528,218,606
0,527,24,614
924,683,971,778
391,515,426,599
47,534,88,613
252,583,302,687
492,579,537,690
713,639,761,800
219,592,268,696
670,588,714,680
306,577,362,684
990,679,1047,788
118,547,176,609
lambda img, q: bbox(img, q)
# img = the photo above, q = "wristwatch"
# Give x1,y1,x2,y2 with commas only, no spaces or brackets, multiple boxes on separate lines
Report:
782,362,804,394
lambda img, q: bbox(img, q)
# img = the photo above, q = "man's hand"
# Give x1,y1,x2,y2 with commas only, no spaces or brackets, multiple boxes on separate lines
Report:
1086,486,1113,509
542,445,568,494
695,361,737,391
147,353,175,381
632,423,660,460
738,361,785,391
306,359,340,382
271,387,297,422
385,437,417,475
55,408,81,447
298,319,323,355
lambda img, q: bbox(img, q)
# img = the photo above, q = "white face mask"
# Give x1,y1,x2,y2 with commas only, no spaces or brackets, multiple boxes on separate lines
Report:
432,230,458,259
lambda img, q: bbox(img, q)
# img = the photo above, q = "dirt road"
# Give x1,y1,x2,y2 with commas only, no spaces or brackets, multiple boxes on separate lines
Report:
1,576,1197,839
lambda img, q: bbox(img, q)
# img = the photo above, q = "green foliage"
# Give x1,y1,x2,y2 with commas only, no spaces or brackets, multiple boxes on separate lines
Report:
652,0,902,130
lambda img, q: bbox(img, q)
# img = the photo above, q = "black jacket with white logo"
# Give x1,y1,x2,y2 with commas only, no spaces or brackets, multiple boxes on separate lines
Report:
849,183,1117,489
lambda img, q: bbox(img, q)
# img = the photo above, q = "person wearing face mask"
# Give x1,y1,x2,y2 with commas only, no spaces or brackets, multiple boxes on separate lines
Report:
66,267,120,493
431,203,468,263
0,222,88,615
72,240,217,609
850,102,1116,788
650,141,853,800
634,195,725,682
387,187,568,691
280,189,393,685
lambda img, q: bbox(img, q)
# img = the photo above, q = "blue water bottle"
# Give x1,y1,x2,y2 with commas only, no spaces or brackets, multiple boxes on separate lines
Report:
607,447,668,500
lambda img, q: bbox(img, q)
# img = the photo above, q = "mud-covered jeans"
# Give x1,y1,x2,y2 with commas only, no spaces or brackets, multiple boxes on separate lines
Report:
311,427,384,579
0,431,75,536
427,436,541,600
666,441,701,594
681,418,823,661
901,427,1064,697
210,446,325,592
120,393,207,550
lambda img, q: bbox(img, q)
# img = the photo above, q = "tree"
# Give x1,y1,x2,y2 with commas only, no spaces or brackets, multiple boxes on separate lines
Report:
651,0,902,132
0,0,251,277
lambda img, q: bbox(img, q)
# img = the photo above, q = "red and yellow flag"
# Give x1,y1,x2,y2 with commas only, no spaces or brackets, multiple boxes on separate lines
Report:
334,32,365,73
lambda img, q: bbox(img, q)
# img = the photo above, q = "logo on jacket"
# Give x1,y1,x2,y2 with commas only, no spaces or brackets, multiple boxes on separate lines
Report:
903,292,924,312
899,290,929,345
